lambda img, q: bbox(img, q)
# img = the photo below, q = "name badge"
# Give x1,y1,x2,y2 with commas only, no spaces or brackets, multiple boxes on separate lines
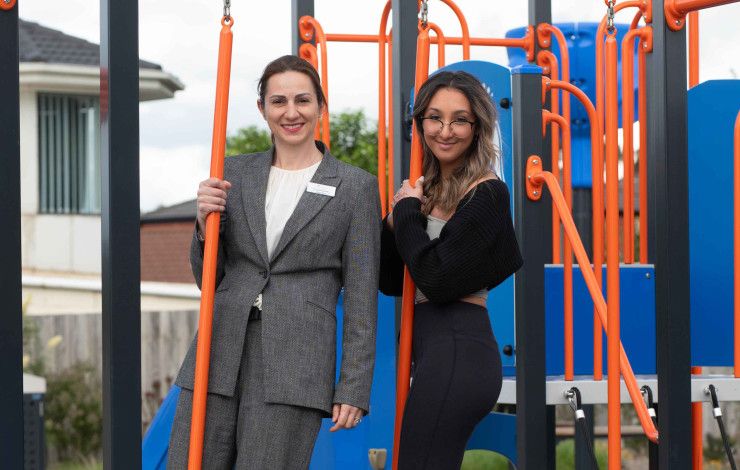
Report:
307,182,336,197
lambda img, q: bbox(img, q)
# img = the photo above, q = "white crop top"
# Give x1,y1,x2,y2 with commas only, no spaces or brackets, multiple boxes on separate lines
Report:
414,215,489,304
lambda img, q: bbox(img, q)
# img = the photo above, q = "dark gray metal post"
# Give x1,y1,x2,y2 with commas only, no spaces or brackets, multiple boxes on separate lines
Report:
0,5,24,469
291,0,314,55
646,2,692,468
512,65,550,470
100,1,142,468
391,0,417,185
528,2,560,467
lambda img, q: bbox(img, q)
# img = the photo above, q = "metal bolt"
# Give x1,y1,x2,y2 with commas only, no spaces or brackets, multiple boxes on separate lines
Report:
645,272,651,279
643,43,648,49
675,20,681,25
533,190,540,196
532,159,539,165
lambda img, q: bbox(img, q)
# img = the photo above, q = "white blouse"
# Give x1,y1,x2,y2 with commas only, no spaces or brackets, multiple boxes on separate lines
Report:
253,160,321,310
264,161,321,258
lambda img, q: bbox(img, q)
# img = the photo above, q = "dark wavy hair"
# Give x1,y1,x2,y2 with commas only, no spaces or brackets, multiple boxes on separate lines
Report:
412,70,500,214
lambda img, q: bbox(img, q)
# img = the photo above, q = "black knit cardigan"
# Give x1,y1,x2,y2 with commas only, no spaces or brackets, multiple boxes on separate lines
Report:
379,179,523,303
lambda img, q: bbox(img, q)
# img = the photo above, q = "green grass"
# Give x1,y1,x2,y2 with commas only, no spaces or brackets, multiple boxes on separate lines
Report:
51,460,102,470
461,439,609,470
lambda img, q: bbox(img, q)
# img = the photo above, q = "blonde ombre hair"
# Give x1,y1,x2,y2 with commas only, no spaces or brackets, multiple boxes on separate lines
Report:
412,71,500,214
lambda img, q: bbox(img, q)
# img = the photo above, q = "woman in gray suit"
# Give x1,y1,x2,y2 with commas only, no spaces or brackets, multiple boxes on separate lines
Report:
167,55,381,469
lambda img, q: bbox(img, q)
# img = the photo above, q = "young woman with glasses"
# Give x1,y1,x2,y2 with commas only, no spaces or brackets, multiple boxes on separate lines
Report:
380,70,523,469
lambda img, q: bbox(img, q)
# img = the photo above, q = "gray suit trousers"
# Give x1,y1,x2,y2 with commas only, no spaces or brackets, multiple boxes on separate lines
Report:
167,319,324,469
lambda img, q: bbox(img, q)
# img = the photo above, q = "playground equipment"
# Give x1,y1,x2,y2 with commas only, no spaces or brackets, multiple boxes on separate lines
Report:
3,0,740,469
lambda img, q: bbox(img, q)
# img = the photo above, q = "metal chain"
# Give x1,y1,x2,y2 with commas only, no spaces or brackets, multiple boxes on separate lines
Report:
223,0,231,19
606,0,616,34
419,0,429,28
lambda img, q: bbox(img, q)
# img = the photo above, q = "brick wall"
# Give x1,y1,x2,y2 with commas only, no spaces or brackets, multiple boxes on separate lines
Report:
140,221,195,283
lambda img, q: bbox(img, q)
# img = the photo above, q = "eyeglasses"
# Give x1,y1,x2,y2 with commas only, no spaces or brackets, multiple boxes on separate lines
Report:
420,116,475,135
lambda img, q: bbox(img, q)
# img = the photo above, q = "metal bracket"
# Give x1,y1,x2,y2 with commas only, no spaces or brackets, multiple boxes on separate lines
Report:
526,155,543,201
524,25,536,62
664,0,687,31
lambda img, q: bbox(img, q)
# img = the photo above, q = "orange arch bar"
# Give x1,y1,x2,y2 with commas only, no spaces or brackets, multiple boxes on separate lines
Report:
392,25,430,470
527,162,659,445
378,1,392,217
188,18,234,470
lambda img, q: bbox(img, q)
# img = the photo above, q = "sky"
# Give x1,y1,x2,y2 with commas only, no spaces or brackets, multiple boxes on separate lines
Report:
18,0,740,212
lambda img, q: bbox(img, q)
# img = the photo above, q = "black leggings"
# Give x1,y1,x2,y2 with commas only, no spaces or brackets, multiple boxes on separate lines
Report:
398,301,503,470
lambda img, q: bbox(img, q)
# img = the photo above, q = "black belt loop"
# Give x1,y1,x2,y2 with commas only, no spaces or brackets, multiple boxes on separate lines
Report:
248,305,262,321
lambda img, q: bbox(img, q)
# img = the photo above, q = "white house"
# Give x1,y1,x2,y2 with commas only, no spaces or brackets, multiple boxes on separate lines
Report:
18,20,200,314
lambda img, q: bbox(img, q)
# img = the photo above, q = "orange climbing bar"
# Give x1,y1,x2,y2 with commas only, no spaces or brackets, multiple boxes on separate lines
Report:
544,109,576,381
527,160,659,444
299,16,331,148
605,34,622,470
537,51,561,264
393,25,430,470
546,78,605,381
665,0,739,30
326,33,380,43
735,110,740,378
377,1,391,217
188,17,234,470
387,32,395,205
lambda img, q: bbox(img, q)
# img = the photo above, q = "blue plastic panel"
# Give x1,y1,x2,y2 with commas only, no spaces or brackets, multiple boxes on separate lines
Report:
688,79,740,366
507,23,639,188
544,264,656,376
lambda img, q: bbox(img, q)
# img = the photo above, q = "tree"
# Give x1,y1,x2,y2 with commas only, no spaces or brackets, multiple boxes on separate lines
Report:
225,110,378,176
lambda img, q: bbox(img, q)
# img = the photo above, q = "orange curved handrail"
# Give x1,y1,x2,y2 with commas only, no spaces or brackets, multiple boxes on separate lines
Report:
527,161,659,445
428,22,446,67
621,28,652,265
546,78,605,381
544,109,576,381
188,17,234,470
393,24,430,470
299,16,331,149
605,33,622,470
734,110,740,379
537,51,561,265
378,1,392,217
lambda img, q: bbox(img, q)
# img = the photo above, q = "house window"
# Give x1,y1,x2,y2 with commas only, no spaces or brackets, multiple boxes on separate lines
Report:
38,94,101,214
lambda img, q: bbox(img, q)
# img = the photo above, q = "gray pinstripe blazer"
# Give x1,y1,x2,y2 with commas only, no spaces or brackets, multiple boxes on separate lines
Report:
174,145,381,415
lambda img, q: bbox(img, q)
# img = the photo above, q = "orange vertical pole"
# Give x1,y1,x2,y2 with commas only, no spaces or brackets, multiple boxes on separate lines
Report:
734,110,740,379
393,25,430,470
298,43,322,142
638,36,649,264
188,17,233,470
605,33,622,470
299,16,331,149
689,12,699,87
378,2,391,217
387,33,395,204
537,51,561,264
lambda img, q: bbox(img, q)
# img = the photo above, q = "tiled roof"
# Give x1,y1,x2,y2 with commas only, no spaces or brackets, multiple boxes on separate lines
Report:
19,19,161,70
141,199,197,223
